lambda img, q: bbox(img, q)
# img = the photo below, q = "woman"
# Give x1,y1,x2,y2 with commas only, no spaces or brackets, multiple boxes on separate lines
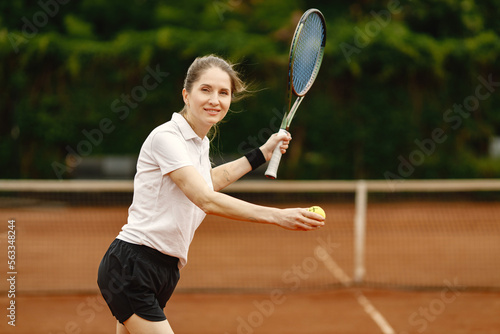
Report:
97,55,325,334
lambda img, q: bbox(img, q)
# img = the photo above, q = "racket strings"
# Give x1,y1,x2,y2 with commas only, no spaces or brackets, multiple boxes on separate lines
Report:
292,13,325,95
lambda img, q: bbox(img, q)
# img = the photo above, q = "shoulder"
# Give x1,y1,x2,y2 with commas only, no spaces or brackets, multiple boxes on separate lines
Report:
138,119,185,158
148,119,183,143
151,118,179,135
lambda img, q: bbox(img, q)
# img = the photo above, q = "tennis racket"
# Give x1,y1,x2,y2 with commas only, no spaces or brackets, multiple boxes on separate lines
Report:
265,8,326,179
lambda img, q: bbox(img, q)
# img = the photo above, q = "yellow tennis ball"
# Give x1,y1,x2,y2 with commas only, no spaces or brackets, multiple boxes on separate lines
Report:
308,206,326,218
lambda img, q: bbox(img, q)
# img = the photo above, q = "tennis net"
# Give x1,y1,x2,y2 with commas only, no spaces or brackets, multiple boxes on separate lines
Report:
0,179,499,294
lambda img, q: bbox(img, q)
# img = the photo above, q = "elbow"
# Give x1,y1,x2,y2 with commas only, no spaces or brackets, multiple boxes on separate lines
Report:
211,182,223,193
198,200,213,215
196,191,219,215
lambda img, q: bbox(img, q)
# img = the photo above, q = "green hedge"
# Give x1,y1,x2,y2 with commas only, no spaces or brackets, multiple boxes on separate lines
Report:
1,0,499,179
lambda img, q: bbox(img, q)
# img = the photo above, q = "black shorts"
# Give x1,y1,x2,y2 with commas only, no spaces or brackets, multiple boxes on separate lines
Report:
97,239,180,324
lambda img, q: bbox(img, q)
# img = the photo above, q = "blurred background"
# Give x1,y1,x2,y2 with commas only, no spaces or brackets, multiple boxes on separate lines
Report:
2,3,500,333
1,0,500,180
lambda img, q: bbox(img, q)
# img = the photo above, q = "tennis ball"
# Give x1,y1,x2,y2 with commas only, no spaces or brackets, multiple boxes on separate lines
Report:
308,206,326,218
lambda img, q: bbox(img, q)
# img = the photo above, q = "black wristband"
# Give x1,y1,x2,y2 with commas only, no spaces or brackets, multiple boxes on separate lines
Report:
245,148,267,171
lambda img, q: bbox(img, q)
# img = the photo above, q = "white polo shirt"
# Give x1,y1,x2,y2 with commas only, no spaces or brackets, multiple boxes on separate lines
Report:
117,112,213,269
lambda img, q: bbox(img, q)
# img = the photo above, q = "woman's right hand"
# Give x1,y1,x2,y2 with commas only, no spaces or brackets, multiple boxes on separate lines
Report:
275,208,325,231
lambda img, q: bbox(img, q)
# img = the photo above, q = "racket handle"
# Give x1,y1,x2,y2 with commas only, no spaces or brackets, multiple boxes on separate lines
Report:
265,129,289,179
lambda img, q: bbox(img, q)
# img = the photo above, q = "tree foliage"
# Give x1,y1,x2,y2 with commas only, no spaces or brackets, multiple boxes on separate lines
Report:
1,0,499,179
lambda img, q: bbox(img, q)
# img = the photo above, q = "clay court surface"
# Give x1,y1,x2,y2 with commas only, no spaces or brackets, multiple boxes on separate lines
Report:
1,200,500,333
2,289,500,333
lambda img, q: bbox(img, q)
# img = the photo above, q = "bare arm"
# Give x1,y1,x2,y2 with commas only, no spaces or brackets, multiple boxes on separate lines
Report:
211,156,252,192
170,165,324,231
211,131,292,191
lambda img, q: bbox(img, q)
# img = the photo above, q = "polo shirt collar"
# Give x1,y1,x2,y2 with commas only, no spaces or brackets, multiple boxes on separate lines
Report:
171,112,207,142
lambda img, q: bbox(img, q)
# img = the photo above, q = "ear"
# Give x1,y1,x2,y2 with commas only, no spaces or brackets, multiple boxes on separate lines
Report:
182,88,189,106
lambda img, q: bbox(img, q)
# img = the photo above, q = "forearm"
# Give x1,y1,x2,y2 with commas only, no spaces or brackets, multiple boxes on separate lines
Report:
211,156,252,191
170,166,324,231
200,190,279,225
199,190,324,231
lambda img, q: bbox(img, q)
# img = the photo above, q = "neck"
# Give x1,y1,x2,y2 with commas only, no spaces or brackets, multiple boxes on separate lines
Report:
182,110,210,139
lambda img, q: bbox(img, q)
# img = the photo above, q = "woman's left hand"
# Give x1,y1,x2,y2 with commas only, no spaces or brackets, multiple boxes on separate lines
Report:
259,131,292,161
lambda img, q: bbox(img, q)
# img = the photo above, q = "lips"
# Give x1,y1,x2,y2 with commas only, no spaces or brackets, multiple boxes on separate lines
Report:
204,108,220,116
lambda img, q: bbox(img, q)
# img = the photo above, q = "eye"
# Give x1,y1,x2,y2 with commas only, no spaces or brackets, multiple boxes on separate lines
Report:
201,87,210,92
220,90,229,96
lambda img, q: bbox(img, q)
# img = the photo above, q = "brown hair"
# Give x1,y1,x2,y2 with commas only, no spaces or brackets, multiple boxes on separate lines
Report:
182,54,248,102
180,55,249,140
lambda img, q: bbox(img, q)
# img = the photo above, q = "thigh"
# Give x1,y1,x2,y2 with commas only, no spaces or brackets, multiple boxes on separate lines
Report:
124,314,175,334
98,239,180,324
116,321,130,334
129,250,179,320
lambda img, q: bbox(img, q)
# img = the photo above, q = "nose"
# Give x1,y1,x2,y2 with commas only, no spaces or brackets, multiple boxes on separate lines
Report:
208,93,220,106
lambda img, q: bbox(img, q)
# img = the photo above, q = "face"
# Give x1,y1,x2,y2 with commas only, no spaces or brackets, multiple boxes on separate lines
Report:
182,66,232,136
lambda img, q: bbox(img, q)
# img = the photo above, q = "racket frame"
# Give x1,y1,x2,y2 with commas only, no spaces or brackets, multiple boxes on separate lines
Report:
265,8,326,179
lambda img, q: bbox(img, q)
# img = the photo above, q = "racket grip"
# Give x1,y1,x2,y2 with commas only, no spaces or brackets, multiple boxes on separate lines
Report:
265,129,289,179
